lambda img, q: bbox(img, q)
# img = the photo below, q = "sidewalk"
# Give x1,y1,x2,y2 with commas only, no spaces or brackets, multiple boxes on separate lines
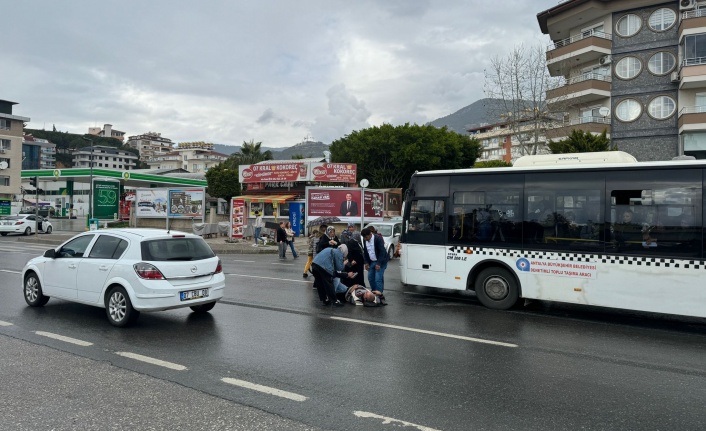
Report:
16,231,309,256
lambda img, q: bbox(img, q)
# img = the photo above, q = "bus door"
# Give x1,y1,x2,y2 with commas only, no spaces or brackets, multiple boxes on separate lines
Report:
405,198,447,277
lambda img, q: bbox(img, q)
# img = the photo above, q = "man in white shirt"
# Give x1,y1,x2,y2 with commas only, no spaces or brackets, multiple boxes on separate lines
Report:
361,228,390,293
253,211,264,246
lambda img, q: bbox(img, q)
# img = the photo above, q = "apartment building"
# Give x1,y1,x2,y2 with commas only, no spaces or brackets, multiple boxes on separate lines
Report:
72,145,138,170
538,0,706,160
146,141,228,173
0,100,30,200
469,118,554,164
87,123,126,142
22,135,56,170
125,132,174,162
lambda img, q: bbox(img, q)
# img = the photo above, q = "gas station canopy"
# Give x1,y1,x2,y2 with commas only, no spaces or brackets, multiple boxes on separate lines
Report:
21,168,208,187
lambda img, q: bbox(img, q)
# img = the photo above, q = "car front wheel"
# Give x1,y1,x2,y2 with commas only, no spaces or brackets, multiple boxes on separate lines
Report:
190,302,216,313
105,286,139,327
24,227,31,236
45,226,52,234
24,273,50,307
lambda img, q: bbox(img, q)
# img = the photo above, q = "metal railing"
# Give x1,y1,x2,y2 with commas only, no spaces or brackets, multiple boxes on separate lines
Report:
555,116,610,127
679,106,706,115
566,73,612,85
682,9,706,19
683,56,706,66
547,30,611,51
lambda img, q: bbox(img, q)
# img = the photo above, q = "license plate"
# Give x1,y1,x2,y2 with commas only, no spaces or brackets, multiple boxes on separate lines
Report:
180,288,209,301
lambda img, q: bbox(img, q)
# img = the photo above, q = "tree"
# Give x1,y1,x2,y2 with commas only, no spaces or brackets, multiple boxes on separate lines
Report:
226,139,273,168
473,160,512,168
291,154,305,159
205,164,241,201
484,44,562,159
548,129,614,154
330,123,481,189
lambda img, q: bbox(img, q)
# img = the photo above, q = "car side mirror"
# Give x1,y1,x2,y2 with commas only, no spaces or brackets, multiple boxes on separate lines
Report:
43,249,56,258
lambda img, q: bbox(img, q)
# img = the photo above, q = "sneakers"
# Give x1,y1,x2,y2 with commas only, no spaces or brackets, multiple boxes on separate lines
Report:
251,244,258,247
333,300,344,307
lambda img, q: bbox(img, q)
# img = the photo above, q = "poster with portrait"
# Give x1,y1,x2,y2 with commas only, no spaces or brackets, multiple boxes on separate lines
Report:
306,187,383,224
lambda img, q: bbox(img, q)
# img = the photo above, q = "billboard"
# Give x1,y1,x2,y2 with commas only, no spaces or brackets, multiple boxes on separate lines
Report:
306,187,383,224
135,189,168,218
239,162,308,183
0,198,10,216
168,188,205,219
310,163,356,183
93,180,120,220
230,198,245,239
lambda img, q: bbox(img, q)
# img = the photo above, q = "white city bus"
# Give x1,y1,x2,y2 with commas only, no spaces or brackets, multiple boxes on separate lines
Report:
399,152,706,318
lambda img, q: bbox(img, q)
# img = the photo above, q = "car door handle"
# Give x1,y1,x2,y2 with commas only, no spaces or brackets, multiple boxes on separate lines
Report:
68,264,77,269
99,265,109,271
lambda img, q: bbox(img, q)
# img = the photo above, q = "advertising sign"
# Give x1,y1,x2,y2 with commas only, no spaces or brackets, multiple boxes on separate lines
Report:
306,187,384,224
230,198,245,239
363,190,385,220
239,162,308,184
135,189,168,218
93,180,120,220
168,188,204,219
0,198,10,216
310,163,357,183
289,202,304,237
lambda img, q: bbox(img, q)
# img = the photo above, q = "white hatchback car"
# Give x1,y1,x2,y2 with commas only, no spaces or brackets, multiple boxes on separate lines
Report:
364,221,402,258
0,214,53,236
22,228,225,327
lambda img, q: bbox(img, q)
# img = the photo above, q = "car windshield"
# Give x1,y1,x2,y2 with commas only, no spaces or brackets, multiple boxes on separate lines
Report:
141,238,215,261
370,225,393,236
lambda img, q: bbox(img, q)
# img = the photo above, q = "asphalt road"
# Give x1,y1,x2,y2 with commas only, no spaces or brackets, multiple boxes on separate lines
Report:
1,234,706,431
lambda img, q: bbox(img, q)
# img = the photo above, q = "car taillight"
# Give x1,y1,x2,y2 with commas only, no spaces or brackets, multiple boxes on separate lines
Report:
133,262,166,280
15,221,24,225
215,259,222,274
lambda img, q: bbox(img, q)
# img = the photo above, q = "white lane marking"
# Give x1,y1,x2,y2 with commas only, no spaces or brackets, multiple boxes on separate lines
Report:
0,269,21,274
331,317,517,348
115,352,187,371
232,260,255,263
221,377,307,402
35,331,93,346
272,263,294,266
354,411,441,431
0,320,13,326
225,273,310,284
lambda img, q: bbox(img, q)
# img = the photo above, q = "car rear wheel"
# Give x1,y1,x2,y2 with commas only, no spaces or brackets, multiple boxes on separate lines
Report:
45,226,52,234
24,273,50,307
24,227,31,236
388,246,394,258
105,286,139,327
190,302,216,313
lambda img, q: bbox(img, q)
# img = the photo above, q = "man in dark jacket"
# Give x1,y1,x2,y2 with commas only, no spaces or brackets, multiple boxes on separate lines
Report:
276,221,288,259
361,228,389,293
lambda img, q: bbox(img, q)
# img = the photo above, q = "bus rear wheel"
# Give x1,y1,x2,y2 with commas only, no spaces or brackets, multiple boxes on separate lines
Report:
474,267,520,310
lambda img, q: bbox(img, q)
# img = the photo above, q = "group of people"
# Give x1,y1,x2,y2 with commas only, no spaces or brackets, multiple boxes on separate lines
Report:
303,223,390,307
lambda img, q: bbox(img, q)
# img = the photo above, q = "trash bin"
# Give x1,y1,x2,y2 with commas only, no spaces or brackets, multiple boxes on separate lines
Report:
89,218,100,231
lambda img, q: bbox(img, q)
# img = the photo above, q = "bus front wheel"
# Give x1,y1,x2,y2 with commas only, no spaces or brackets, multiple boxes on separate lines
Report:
474,267,520,310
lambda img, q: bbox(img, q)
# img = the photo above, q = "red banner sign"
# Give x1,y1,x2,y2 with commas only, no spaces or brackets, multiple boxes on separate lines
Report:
230,198,245,238
311,163,356,183
239,162,308,184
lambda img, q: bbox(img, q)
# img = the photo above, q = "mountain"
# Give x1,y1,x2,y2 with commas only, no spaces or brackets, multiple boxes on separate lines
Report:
428,98,509,134
212,140,329,160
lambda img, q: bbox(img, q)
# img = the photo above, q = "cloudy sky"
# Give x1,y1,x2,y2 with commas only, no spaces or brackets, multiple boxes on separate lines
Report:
5,0,558,148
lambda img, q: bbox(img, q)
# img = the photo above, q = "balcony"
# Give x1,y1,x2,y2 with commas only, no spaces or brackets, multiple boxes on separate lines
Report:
546,73,611,107
678,106,706,132
679,9,706,38
545,116,611,140
545,30,612,77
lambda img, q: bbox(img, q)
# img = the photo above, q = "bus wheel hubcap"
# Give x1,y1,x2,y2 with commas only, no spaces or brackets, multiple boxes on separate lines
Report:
485,276,509,300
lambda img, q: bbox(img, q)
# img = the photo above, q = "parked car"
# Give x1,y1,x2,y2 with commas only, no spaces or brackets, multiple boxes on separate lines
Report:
364,221,402,258
21,228,225,327
0,214,53,236
20,207,54,218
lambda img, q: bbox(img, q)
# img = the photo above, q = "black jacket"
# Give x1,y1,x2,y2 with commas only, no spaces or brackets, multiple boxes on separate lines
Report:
276,226,287,242
316,234,340,253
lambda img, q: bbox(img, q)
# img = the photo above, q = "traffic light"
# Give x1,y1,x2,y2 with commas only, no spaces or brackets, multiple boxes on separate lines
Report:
29,177,37,188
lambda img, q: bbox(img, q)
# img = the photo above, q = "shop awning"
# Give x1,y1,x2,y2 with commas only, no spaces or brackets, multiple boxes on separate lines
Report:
234,194,297,203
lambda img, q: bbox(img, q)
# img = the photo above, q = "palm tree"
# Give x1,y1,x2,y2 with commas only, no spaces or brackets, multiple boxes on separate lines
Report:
225,139,273,169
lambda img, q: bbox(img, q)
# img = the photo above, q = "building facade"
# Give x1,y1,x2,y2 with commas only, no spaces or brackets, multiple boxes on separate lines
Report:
538,0,706,160
22,135,56,170
146,141,227,173
0,100,30,200
72,145,138,170
469,119,553,164
125,132,174,162
87,123,126,142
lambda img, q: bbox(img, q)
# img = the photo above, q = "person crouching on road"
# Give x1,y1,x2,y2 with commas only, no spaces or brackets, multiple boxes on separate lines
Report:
311,244,353,306
361,228,389,293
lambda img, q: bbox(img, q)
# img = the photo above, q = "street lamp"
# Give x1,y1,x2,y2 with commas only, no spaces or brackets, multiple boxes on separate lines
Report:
82,137,94,222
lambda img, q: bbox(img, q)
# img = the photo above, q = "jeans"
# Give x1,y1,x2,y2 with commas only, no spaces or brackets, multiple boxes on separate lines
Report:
254,227,262,244
367,260,388,293
278,241,286,258
287,240,298,257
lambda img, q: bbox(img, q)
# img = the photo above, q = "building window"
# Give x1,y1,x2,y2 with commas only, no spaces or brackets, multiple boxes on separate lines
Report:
615,56,642,79
684,34,706,66
648,8,676,32
616,99,642,122
0,119,10,130
616,14,642,37
0,176,9,186
647,52,676,75
647,96,676,119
